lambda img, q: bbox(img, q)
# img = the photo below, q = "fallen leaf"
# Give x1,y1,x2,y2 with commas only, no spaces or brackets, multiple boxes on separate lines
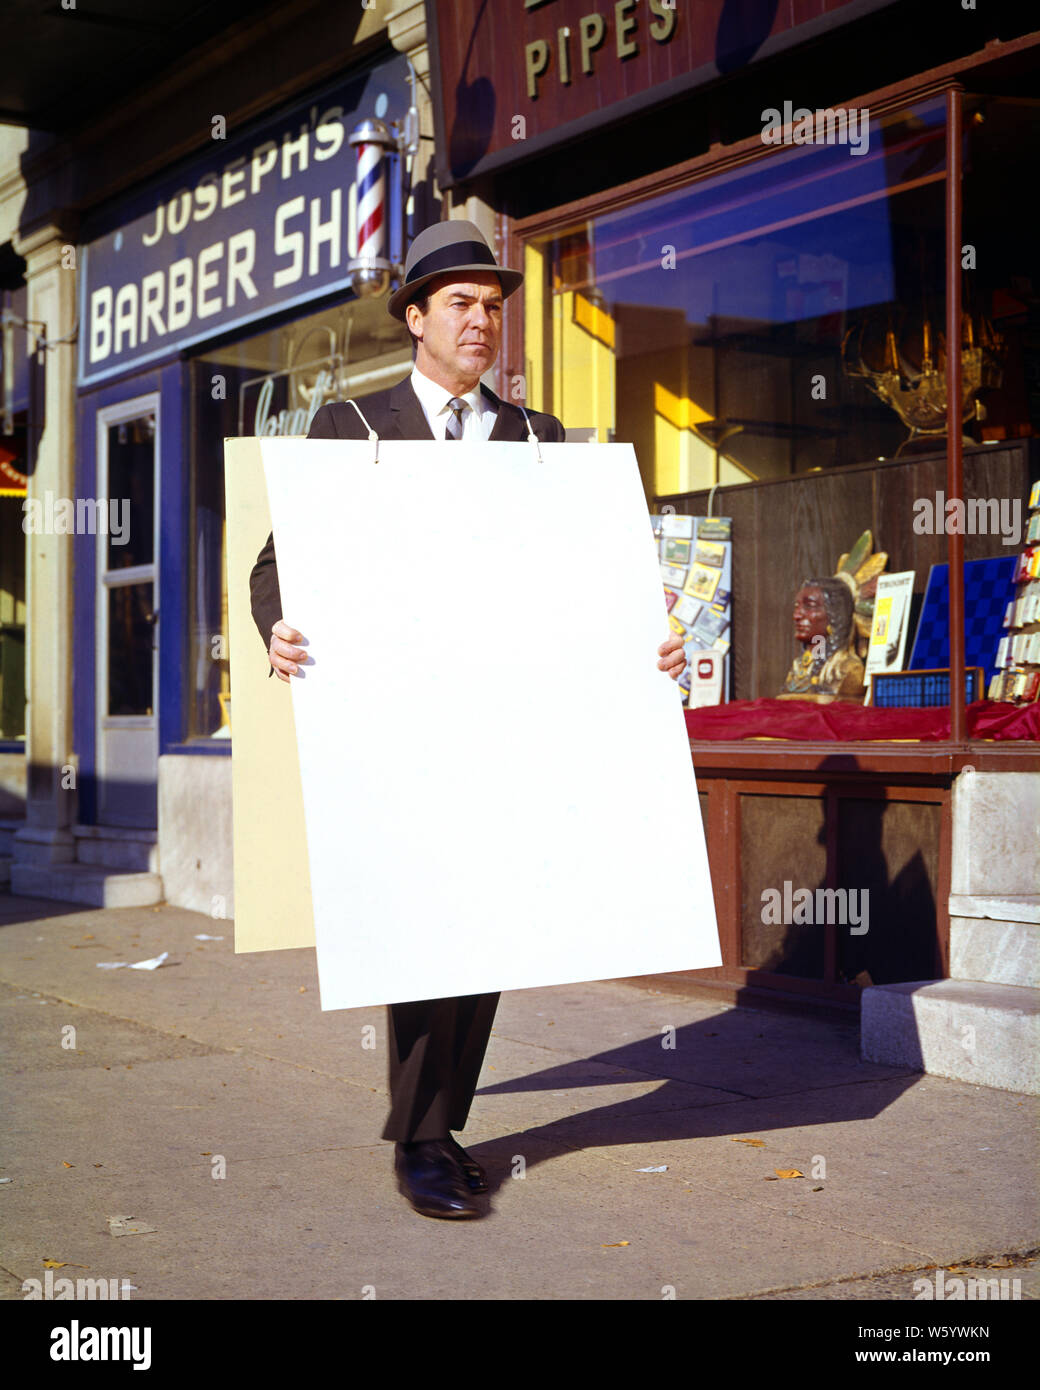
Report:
774,1169,804,1180
299,986,306,993
812,1185,824,1192
43,1259,87,1269
61,1161,74,1169
732,1138,765,1148
601,1241,630,1248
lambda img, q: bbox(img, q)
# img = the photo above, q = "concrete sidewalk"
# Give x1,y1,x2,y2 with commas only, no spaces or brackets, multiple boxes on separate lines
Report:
1,891,1037,1301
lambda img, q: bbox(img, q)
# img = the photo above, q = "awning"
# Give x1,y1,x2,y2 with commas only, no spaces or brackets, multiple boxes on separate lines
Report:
0,0,272,130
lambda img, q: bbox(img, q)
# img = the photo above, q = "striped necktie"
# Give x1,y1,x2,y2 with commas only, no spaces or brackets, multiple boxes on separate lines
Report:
444,396,467,441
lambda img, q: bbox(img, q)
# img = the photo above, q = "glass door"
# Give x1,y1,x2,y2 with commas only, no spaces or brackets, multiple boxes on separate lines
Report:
95,395,159,827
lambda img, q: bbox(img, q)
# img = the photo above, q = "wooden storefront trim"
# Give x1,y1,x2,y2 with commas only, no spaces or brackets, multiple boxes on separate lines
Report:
689,742,1039,774
676,766,956,1008
504,30,1040,248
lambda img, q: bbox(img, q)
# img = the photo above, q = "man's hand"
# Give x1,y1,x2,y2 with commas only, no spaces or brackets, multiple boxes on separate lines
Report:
268,619,308,682
657,633,686,681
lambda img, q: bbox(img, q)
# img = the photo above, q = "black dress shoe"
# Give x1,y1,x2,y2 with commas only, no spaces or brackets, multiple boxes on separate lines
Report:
394,1140,483,1219
446,1135,488,1192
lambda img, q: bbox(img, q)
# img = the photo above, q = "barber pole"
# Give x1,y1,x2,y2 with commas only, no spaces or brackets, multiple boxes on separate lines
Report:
348,118,394,296
356,136,384,260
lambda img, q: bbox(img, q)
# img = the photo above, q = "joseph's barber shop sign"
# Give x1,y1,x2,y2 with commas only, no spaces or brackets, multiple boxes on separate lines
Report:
77,58,409,386
428,0,899,186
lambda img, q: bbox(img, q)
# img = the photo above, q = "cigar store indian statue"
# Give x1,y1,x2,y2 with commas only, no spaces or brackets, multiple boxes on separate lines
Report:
778,531,887,704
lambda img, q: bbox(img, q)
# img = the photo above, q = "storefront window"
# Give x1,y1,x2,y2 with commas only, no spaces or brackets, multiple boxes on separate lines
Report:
188,295,411,739
0,284,31,742
524,92,1040,713
525,97,961,498
963,94,1040,448
0,417,28,740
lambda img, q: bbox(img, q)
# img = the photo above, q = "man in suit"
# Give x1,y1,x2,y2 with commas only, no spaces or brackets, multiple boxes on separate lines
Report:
250,220,687,1220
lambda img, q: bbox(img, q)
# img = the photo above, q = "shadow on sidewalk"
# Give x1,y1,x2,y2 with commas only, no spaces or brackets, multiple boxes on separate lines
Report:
468,1008,922,1193
0,890,97,926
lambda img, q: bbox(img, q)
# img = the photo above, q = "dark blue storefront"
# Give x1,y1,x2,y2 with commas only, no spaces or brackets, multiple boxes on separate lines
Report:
72,51,411,829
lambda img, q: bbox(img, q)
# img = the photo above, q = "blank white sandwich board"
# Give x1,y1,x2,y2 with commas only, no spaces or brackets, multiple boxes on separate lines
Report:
250,435,719,1010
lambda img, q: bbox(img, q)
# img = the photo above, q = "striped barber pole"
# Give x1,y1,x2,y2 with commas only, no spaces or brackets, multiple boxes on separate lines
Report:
355,138,385,264
347,117,394,296
348,118,394,267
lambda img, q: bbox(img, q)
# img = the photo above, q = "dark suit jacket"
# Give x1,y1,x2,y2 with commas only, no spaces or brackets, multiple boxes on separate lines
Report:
249,374,565,661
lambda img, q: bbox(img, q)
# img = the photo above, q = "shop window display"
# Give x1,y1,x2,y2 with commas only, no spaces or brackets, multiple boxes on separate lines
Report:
524,94,1039,715
525,98,954,491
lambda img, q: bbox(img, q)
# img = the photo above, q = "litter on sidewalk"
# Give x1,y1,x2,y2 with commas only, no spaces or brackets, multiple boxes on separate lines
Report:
107,1216,158,1237
96,952,170,971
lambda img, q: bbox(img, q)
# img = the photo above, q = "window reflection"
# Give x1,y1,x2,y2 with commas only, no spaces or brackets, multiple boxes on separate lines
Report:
526,99,963,495
106,416,154,570
188,296,411,739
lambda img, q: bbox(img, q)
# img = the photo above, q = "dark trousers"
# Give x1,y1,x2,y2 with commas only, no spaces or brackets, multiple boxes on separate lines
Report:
382,992,500,1142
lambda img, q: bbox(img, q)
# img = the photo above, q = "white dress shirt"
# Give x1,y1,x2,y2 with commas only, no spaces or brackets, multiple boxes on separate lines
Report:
409,364,498,441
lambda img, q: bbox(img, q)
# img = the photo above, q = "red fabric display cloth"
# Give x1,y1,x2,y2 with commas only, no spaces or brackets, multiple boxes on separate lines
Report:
684,698,1040,742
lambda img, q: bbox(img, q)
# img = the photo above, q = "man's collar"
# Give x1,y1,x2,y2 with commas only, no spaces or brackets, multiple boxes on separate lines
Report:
410,363,490,419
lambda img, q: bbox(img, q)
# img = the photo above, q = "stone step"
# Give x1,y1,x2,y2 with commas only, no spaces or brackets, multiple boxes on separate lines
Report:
861,978,1040,1095
0,817,23,856
10,862,163,908
72,824,159,873
949,915,1040,990
949,894,1040,924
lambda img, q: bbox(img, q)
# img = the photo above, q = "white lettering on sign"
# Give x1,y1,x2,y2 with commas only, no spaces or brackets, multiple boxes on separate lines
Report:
309,190,342,276
88,233,261,364
84,101,355,367
314,106,344,160
168,258,194,334
273,196,306,288
141,270,165,342
194,173,219,222
222,156,247,208
251,140,278,194
282,124,309,180
167,190,192,236
134,106,347,252
90,286,112,361
197,242,224,318
227,230,258,308
114,284,137,353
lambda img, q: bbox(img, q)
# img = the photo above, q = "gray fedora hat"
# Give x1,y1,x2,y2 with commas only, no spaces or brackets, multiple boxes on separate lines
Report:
387,219,523,322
